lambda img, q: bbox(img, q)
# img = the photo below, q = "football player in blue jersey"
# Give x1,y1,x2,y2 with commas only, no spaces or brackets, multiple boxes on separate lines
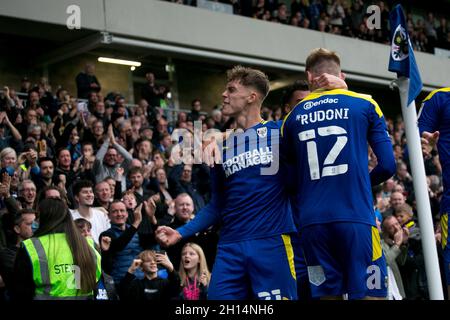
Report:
281,48,396,300
156,66,298,300
418,87,450,298
281,78,348,301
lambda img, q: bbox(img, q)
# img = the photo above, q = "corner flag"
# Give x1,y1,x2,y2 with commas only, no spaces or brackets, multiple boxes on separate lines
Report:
388,4,422,106
388,4,443,300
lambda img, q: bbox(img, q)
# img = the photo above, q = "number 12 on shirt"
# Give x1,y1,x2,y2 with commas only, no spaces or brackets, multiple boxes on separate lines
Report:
299,125,348,180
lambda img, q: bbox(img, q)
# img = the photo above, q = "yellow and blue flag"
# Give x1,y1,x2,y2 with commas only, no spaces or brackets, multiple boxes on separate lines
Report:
388,4,422,106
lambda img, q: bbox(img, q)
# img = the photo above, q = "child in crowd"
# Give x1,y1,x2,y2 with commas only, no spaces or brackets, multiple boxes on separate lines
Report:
74,218,93,239
178,243,210,300
122,190,138,212
121,250,177,301
394,203,421,240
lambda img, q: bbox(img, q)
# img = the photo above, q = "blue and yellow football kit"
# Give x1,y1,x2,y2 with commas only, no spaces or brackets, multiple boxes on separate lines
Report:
178,120,297,300
281,89,395,299
418,88,450,284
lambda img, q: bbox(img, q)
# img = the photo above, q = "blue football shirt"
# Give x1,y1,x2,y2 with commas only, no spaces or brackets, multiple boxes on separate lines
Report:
281,89,393,229
178,120,296,243
418,88,450,215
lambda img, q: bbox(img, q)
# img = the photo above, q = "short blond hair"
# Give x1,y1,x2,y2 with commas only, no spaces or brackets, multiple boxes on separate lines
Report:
138,250,157,262
394,203,413,217
305,48,341,77
226,65,270,100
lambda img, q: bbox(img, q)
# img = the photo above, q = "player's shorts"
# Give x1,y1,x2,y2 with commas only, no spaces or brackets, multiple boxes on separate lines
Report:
441,249,450,286
291,232,313,300
441,213,450,285
300,222,387,300
208,234,298,300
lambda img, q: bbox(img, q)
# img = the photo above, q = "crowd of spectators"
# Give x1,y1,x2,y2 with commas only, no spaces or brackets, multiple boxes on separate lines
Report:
0,63,225,300
0,60,445,300
167,0,450,53
370,115,444,300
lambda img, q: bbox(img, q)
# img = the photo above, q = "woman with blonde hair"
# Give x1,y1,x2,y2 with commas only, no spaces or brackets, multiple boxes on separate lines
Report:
178,243,210,300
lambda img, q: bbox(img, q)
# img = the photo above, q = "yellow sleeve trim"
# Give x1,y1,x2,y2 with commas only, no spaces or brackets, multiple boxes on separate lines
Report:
423,87,450,103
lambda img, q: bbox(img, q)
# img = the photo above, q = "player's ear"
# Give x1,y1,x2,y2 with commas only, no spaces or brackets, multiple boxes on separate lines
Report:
306,71,314,85
247,91,257,104
340,72,346,81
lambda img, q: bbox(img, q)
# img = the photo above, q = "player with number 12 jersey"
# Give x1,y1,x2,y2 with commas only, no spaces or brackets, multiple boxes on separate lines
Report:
281,86,396,299
281,89,393,227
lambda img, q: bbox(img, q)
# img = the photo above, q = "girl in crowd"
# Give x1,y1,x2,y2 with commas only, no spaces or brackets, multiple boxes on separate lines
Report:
178,243,210,300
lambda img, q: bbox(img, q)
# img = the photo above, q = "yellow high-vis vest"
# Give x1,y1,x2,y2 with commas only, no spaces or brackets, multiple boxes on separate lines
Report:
22,233,101,300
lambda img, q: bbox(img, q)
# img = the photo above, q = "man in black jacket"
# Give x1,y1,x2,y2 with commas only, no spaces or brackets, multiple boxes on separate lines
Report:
76,63,101,99
140,72,160,107
99,201,157,289
0,209,36,299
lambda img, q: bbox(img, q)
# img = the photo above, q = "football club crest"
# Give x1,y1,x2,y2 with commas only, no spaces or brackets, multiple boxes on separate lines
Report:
391,24,409,61
307,265,326,286
256,127,267,138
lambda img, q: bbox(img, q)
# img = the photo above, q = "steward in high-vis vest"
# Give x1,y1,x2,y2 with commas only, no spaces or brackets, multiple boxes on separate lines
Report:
11,198,101,300
22,233,101,300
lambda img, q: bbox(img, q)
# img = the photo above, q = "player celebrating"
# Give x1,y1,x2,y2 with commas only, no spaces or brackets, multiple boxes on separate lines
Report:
157,66,298,300
418,87,450,298
281,48,396,299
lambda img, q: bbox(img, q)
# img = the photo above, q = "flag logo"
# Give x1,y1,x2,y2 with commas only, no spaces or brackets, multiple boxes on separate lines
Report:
391,25,409,61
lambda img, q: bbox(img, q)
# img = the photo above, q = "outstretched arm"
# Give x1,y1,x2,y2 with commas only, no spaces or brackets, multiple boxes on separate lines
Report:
156,166,224,246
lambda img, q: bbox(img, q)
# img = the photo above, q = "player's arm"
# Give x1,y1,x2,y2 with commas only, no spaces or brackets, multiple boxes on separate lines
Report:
367,103,396,186
156,166,224,246
418,94,442,157
370,140,396,186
